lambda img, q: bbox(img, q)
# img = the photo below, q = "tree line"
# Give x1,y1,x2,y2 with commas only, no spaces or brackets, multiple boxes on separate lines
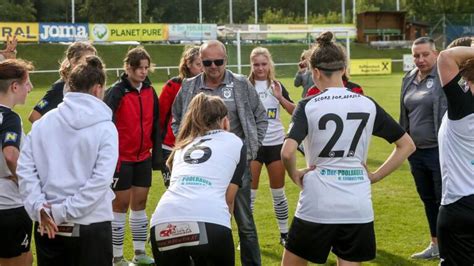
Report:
1,0,473,24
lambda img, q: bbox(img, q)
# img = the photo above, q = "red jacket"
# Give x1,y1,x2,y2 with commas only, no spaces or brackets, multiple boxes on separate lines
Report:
104,73,163,170
159,77,182,148
306,80,364,97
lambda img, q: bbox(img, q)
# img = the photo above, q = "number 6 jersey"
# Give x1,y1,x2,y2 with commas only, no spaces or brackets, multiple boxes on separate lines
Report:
288,87,405,224
150,130,246,229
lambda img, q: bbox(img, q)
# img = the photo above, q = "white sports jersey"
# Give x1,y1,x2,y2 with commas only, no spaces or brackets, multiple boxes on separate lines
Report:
255,80,293,146
438,74,474,205
0,106,24,210
150,130,246,229
288,87,405,224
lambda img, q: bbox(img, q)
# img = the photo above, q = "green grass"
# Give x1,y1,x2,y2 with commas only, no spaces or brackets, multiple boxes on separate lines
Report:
15,73,438,266
18,42,410,88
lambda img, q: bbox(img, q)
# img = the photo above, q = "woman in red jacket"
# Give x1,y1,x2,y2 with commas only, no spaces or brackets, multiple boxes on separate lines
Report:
158,46,202,187
104,47,163,266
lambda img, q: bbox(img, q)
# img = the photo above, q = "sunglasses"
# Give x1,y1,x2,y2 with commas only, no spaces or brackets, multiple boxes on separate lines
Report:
202,59,225,67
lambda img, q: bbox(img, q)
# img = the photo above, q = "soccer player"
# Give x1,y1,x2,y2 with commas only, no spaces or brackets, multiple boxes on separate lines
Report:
28,42,97,123
400,37,446,259
150,93,244,266
248,47,295,246
104,47,163,266
0,59,33,266
436,45,474,265
159,46,202,187
18,55,118,265
280,31,416,266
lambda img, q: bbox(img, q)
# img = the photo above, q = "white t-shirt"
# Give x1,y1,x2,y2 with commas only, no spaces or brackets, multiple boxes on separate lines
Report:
150,130,246,229
288,88,405,224
438,74,474,205
255,80,292,146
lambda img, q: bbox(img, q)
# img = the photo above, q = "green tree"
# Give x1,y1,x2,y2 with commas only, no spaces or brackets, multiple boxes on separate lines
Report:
79,0,138,23
0,0,36,22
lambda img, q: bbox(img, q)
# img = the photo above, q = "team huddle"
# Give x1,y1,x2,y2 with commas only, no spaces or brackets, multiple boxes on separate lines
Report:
0,32,472,266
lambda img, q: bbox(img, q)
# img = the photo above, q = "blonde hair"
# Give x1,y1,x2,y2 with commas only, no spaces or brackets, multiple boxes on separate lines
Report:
248,47,276,86
167,93,228,170
178,46,200,80
59,42,97,81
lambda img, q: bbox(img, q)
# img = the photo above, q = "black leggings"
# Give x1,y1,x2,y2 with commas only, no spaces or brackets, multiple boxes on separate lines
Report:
150,222,234,266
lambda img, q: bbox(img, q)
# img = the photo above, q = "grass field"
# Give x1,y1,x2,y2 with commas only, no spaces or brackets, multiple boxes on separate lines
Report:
14,72,440,266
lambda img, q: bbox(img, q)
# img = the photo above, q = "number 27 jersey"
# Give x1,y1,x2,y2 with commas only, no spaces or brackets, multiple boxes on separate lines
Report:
288,87,405,223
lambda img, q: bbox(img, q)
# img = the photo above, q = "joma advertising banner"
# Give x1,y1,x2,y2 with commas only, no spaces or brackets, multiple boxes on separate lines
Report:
0,23,39,42
39,23,89,42
89,24,167,42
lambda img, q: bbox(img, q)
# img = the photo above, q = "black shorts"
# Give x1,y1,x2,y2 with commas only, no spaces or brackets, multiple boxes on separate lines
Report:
35,221,112,266
112,158,152,191
0,207,32,258
150,222,234,266
254,144,282,165
286,217,376,264
438,194,474,265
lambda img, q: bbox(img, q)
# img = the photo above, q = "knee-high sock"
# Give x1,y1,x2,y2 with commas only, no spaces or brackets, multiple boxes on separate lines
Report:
112,212,127,258
250,189,257,213
130,210,148,252
271,188,289,234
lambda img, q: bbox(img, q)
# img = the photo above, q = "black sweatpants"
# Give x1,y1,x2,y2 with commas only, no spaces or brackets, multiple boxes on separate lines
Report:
35,221,112,266
438,195,474,266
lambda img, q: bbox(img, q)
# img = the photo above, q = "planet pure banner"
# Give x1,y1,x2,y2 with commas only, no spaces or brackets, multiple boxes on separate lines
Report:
89,24,167,42
168,24,217,41
0,22,39,42
39,23,89,42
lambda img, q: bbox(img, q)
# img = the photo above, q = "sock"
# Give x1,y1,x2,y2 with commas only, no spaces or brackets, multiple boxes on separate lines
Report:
250,189,257,213
112,212,127,258
130,210,148,252
271,187,289,234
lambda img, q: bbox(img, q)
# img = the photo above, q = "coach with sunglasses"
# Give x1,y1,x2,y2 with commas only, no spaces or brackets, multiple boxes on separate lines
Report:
172,40,267,266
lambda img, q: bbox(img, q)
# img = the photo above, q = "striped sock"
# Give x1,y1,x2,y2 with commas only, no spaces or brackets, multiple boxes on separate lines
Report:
130,210,148,252
250,189,257,213
271,187,289,234
112,212,127,258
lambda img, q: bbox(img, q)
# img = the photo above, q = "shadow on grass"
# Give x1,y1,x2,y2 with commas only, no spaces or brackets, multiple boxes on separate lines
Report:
261,249,426,266
373,249,421,265
261,248,283,262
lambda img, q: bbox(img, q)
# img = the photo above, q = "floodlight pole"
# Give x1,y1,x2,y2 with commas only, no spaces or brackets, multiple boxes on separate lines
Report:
199,0,202,24
341,0,345,23
71,0,75,23
396,0,400,11
353,0,356,24
229,0,233,24
254,0,258,24
305,0,308,24
138,0,142,23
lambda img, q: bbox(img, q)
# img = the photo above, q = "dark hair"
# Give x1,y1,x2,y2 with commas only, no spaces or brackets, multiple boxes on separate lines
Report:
178,46,200,79
447,37,473,49
309,31,346,76
68,55,106,93
0,59,34,93
123,46,153,71
59,42,97,81
413,37,436,50
460,58,474,83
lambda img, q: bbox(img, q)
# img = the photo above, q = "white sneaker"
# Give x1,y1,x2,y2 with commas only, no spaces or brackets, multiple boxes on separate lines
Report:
132,252,155,265
411,243,439,259
113,256,131,266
